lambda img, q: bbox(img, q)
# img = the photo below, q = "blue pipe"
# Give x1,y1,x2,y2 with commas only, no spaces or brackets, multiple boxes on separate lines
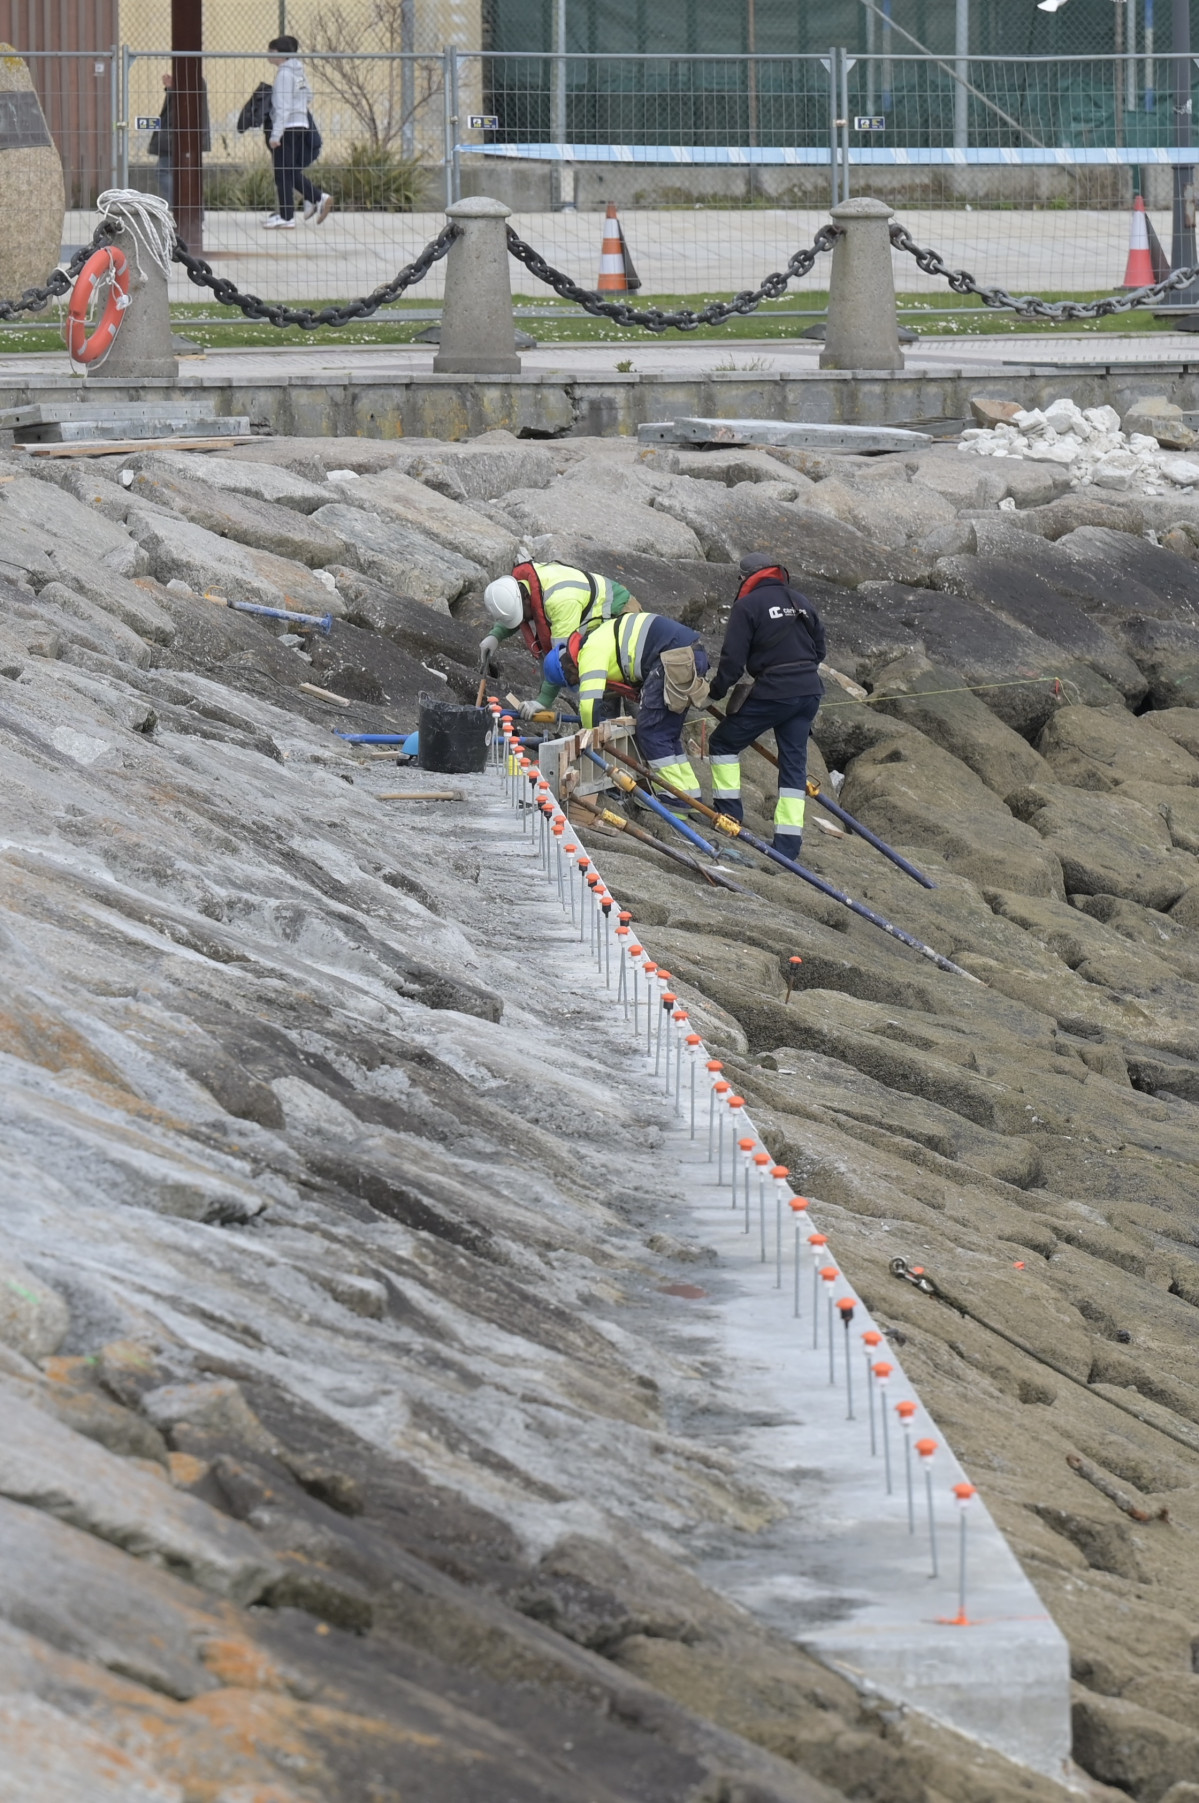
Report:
582,748,720,858
231,601,333,633
808,785,936,889
335,733,406,743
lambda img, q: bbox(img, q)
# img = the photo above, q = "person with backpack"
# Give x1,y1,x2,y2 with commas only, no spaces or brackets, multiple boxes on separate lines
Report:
148,70,210,210
263,35,332,229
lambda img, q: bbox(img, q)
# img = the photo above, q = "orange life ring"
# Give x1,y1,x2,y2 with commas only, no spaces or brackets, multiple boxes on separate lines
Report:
65,245,130,366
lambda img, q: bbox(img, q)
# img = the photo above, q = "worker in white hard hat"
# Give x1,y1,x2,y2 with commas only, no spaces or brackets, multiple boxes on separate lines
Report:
478,558,640,719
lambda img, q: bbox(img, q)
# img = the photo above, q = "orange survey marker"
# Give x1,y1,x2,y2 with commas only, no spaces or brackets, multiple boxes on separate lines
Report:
596,201,641,292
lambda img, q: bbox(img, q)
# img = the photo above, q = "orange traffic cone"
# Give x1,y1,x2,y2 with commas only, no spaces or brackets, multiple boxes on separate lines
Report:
1123,194,1156,288
596,202,641,292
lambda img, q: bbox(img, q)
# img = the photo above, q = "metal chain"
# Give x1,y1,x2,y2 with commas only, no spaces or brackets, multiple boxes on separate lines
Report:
889,219,1199,321
169,221,461,330
0,219,118,321
505,222,843,332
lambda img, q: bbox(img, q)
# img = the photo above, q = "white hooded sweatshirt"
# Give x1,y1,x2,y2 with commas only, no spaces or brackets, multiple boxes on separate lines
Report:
270,57,313,136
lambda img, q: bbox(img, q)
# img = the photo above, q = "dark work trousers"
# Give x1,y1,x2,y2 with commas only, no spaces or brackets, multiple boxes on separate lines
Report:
273,127,320,220
707,691,821,859
633,649,709,815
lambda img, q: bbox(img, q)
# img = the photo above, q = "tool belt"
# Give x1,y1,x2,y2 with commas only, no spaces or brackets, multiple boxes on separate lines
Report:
659,645,711,715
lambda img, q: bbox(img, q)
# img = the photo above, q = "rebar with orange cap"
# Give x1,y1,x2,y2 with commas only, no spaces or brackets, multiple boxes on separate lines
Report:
948,1482,976,1624
562,838,579,924
838,1296,856,1417
896,1400,918,1532
807,1232,828,1344
600,892,614,987
672,1009,688,1114
657,989,676,1079
788,1193,808,1314
769,1166,788,1287
575,855,591,937
862,1329,882,1454
628,943,645,1034
686,1032,702,1135
653,969,673,1066
820,1267,839,1383
706,1060,723,1157
727,1097,746,1202
915,1438,939,1575
735,1133,755,1226
712,1079,730,1180
615,925,630,1017
784,955,803,1003
753,1151,771,1261
873,1362,894,1493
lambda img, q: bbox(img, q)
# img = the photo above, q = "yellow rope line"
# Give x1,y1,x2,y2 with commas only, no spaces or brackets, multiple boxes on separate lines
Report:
822,675,1079,709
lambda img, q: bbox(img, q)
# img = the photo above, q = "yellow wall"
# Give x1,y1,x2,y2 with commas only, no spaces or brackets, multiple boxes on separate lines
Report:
120,2,481,168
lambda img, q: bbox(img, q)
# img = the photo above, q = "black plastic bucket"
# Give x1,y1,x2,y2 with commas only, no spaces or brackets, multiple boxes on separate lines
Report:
417,693,491,773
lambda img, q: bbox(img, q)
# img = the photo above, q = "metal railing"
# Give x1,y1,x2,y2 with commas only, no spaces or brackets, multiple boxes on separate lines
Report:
5,46,1199,308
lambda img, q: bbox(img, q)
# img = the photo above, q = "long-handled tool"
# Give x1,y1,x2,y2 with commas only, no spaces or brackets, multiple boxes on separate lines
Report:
602,742,976,981
581,748,720,861
705,703,934,889
569,795,751,894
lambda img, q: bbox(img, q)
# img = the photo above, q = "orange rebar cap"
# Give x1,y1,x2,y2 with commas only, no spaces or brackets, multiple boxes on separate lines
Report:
737,1136,755,1152
714,1080,730,1096
837,1297,855,1315
953,1482,976,1503
687,1033,701,1046
728,1094,744,1109
895,1400,917,1421
807,1232,827,1246
872,1361,893,1380
915,1438,937,1460
706,1060,723,1073
789,955,803,966
788,1197,808,1214
753,1151,771,1167
772,1166,790,1180
862,1329,882,1348
819,1265,839,1283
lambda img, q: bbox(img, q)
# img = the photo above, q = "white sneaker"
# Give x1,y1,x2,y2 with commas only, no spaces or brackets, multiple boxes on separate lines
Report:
302,196,318,221
262,213,295,230
315,192,334,224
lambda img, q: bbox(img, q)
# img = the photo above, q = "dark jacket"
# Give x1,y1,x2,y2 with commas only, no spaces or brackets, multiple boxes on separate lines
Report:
148,82,212,157
237,81,274,148
709,569,826,705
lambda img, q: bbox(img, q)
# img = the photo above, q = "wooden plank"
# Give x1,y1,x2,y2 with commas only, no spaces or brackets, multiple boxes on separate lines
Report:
299,682,351,707
376,791,464,802
21,436,260,458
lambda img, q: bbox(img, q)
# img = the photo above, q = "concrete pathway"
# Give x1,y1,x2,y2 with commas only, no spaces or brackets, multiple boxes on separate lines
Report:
61,205,1163,306
460,741,1070,1779
3,333,1198,389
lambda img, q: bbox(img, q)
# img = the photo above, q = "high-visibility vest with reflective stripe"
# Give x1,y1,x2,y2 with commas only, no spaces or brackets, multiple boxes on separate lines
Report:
525,563,626,647
576,612,654,726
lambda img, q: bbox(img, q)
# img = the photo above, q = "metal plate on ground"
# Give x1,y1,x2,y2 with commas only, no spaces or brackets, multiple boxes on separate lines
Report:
11,415,253,444
636,417,931,451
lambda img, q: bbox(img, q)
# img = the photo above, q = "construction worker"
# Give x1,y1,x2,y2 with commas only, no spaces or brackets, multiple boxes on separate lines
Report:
478,560,639,718
707,555,826,862
546,612,710,815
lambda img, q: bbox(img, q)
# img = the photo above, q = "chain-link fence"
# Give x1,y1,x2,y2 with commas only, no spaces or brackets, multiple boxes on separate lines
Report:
7,42,1199,312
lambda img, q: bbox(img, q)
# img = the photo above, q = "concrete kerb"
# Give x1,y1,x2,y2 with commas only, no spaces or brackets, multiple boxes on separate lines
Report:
489,708,1070,1781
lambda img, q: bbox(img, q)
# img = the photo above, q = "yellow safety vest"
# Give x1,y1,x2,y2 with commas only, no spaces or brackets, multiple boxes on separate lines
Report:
577,612,654,727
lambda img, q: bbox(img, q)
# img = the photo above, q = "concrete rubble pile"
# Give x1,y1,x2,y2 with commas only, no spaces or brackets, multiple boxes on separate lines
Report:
960,394,1199,498
2,423,1199,1801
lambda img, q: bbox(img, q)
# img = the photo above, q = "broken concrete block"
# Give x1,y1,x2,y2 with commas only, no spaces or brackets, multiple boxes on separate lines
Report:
1121,396,1196,450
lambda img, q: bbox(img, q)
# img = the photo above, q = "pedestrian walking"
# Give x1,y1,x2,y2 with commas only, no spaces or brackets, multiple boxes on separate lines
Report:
147,71,210,212
707,555,826,861
263,36,333,230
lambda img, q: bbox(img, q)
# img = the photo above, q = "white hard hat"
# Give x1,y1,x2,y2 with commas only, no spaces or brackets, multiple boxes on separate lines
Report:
483,574,524,630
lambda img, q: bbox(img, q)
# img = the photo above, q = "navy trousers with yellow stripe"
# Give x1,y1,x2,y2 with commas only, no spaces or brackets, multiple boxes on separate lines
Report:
708,692,821,860
634,654,707,814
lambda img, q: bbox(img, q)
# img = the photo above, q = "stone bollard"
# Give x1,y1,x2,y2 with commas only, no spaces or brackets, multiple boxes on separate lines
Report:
819,196,903,373
91,197,178,381
433,195,521,375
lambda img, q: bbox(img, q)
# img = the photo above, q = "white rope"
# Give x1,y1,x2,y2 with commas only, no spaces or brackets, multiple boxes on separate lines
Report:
95,189,175,283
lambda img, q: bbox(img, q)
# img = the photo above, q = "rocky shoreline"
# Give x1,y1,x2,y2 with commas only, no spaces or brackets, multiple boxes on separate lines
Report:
2,421,1198,1802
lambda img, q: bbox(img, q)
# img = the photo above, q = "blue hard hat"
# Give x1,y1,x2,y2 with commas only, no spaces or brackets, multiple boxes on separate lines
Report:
543,642,566,687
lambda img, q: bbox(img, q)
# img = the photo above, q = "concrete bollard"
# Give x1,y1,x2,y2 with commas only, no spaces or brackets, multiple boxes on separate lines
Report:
93,196,178,381
819,196,903,373
433,195,521,375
